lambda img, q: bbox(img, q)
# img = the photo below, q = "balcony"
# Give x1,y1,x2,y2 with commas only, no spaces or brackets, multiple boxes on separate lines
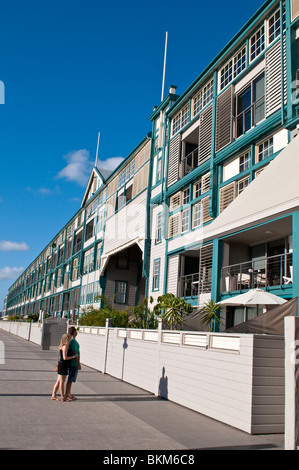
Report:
221,252,293,293
181,146,210,177
178,273,199,298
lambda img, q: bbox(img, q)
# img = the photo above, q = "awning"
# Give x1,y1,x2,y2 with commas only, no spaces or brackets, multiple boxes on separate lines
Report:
204,135,299,241
100,237,144,275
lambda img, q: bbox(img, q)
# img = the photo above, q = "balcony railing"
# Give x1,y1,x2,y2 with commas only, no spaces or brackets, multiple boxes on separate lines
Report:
179,272,212,297
221,253,293,292
179,273,199,297
181,146,210,176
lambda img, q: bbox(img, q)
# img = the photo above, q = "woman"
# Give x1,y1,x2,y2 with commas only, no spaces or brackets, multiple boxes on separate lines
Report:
51,333,77,401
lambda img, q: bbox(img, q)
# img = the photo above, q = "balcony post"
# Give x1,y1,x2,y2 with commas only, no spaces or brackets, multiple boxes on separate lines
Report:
292,212,299,316
211,239,222,304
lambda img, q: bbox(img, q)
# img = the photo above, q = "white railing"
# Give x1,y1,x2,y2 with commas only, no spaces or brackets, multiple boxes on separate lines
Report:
79,324,241,353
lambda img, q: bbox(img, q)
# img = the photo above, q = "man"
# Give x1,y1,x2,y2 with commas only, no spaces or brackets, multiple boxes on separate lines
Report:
66,326,81,400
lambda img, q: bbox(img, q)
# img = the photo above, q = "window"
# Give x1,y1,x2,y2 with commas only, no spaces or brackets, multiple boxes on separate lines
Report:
193,203,202,228
85,219,94,241
220,46,246,90
172,103,190,136
125,184,133,203
192,197,212,227
268,8,283,44
153,259,160,291
97,210,104,233
192,79,214,117
237,176,250,194
155,213,162,244
181,208,190,233
239,151,250,173
86,283,94,304
72,257,80,281
250,25,265,62
83,248,94,275
182,188,190,205
194,173,210,199
95,243,102,270
172,113,181,135
257,136,274,162
156,158,162,182
235,73,265,137
80,285,86,305
115,281,127,304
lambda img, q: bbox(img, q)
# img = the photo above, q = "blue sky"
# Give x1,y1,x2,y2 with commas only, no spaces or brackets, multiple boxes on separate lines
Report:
0,0,266,309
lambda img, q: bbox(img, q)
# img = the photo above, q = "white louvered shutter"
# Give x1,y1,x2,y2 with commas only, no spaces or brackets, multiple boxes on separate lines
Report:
265,39,286,117
198,103,213,165
199,244,213,294
201,196,212,224
215,86,234,152
167,255,180,295
219,182,235,213
167,133,181,187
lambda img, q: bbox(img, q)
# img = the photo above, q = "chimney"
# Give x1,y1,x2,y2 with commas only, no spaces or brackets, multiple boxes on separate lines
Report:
169,85,177,95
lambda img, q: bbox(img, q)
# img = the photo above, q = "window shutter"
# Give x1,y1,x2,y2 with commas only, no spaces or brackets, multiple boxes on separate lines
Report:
201,173,210,193
199,103,213,164
167,133,181,187
167,255,180,295
265,39,286,116
219,182,236,213
201,196,213,224
169,192,181,211
215,86,234,152
291,0,299,21
199,244,213,293
169,213,181,238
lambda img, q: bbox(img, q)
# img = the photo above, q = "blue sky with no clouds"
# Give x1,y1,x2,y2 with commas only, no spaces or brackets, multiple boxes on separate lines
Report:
0,0,266,309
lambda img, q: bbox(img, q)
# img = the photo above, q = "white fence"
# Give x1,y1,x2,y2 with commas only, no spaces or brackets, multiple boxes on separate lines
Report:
78,320,284,435
0,319,285,435
0,320,43,345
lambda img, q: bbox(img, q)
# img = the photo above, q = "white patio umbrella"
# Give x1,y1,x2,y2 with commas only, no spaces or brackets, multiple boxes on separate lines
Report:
220,288,287,307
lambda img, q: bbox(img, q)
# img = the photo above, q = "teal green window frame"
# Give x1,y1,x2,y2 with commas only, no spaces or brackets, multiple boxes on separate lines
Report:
152,258,161,291
155,213,162,244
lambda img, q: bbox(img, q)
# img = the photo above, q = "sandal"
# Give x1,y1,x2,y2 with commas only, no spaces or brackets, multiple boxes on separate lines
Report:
51,396,59,401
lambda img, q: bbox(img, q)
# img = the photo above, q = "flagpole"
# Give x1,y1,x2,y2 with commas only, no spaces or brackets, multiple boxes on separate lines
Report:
95,132,100,168
161,31,168,102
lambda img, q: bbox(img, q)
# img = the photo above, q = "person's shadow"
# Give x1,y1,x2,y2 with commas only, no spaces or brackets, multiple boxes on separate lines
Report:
158,366,168,399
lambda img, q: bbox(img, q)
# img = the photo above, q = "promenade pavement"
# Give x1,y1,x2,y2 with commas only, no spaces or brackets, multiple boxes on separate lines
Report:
0,328,285,453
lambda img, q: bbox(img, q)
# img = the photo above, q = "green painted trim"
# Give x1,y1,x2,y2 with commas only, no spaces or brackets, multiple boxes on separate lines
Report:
292,211,299,315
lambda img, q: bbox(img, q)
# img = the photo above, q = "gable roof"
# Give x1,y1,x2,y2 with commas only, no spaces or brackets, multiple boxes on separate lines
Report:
204,135,299,241
81,166,105,208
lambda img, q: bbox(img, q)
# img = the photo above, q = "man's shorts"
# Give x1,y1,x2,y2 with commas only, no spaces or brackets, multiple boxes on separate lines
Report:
68,366,78,383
